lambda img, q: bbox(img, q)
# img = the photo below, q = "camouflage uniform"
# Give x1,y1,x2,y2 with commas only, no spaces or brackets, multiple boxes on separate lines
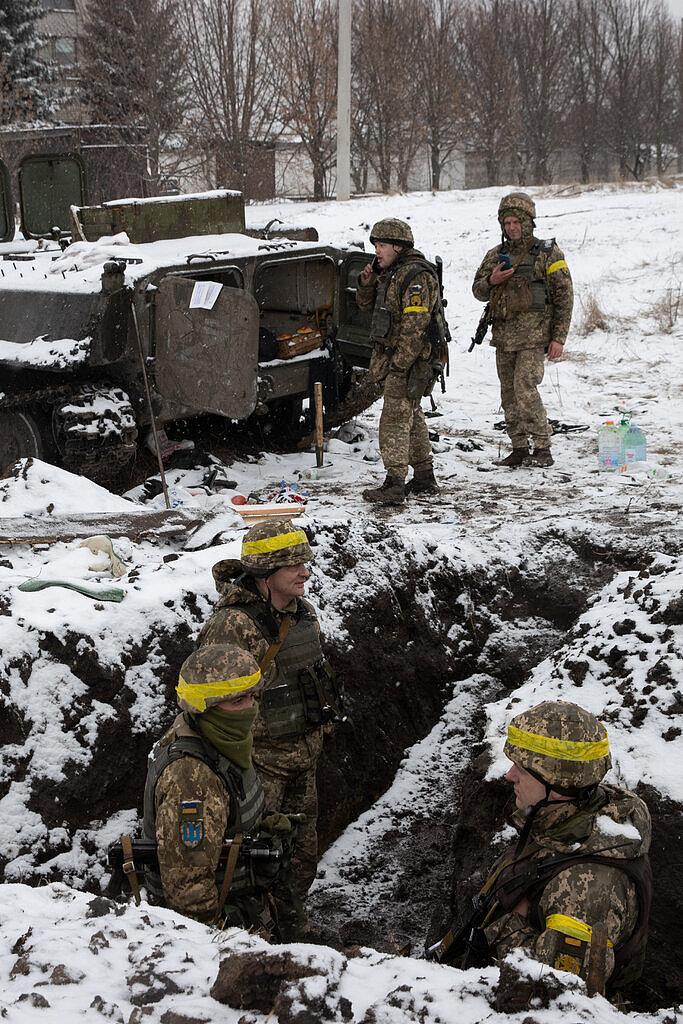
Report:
197,556,324,936
356,229,439,484
144,712,266,924
486,702,651,989
142,645,269,928
483,784,652,988
472,193,573,453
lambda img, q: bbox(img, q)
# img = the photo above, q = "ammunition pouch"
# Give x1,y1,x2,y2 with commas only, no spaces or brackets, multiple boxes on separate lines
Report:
298,658,343,726
406,357,436,400
371,304,393,340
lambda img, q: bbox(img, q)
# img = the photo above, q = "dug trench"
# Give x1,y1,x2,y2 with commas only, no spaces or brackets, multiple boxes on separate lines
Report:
1,521,680,1014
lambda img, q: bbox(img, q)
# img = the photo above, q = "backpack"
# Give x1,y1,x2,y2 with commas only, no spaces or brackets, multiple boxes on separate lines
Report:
399,257,451,399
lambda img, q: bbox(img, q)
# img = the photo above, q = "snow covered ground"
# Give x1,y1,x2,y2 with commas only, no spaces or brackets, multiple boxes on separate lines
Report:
0,181,681,1022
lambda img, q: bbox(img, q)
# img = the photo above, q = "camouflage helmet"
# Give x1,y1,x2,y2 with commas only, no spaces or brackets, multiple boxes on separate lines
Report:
176,643,262,713
240,518,313,575
498,192,536,230
504,700,611,792
369,218,414,247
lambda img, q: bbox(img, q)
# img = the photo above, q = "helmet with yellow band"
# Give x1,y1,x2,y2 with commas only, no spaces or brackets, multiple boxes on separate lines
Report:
240,518,313,576
504,700,611,792
177,643,263,713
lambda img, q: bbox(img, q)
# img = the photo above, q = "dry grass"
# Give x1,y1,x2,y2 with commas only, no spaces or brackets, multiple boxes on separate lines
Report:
576,288,611,335
650,286,681,333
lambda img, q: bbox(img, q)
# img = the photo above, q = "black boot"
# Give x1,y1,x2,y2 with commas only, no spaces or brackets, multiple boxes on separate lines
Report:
524,448,554,467
362,476,405,504
495,447,529,468
406,467,440,495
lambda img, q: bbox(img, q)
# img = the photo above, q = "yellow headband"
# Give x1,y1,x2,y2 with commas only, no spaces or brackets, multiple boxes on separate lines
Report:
176,668,261,712
507,724,609,762
242,529,308,556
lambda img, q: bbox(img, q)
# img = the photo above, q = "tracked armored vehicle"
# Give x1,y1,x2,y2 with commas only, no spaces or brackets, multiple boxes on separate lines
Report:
0,154,373,482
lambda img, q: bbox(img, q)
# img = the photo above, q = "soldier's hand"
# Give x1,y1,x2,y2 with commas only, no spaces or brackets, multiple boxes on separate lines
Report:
359,263,376,286
489,263,515,287
547,341,564,360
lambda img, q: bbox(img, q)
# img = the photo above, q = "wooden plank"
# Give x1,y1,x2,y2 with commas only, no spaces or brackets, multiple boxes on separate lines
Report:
0,507,217,545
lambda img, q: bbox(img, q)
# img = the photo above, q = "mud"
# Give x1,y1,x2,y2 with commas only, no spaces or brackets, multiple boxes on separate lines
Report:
1,517,680,1014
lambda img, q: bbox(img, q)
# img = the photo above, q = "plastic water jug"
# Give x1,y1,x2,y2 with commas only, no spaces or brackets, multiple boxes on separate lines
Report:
622,421,647,465
597,420,625,472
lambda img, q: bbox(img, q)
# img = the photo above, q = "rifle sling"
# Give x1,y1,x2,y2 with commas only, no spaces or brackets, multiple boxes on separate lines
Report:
213,832,243,925
120,833,142,907
259,615,291,675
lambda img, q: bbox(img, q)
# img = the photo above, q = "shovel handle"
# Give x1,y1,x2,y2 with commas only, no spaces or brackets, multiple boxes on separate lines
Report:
314,382,324,468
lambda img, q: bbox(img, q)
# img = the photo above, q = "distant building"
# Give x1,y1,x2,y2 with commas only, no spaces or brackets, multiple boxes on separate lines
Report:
38,0,87,123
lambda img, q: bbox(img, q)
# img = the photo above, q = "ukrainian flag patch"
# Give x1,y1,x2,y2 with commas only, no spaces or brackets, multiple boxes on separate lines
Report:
179,800,204,848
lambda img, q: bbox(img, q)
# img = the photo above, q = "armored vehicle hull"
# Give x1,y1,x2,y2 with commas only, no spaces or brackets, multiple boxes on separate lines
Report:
0,172,373,482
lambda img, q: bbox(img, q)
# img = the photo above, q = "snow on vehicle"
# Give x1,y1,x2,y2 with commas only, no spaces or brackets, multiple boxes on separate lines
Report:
0,154,373,482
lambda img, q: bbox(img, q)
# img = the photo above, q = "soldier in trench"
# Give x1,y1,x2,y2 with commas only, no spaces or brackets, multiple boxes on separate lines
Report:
432,700,652,994
142,643,296,933
196,518,341,940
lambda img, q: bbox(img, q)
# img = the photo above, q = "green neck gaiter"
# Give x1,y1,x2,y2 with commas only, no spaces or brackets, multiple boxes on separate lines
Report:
197,704,258,770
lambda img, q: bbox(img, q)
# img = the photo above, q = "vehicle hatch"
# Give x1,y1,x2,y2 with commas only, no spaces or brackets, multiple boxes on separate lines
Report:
154,275,259,419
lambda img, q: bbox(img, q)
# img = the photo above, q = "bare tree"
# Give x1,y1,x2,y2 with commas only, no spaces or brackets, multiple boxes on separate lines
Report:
508,0,571,184
352,0,424,193
645,1,679,175
565,0,612,183
603,0,653,180
414,0,466,190
460,0,518,186
275,0,337,199
80,0,189,192
180,0,286,196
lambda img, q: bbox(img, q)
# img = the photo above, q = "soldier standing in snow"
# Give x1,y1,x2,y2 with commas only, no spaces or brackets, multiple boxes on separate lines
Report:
472,193,573,468
196,518,340,939
431,700,652,994
142,644,295,933
356,218,441,504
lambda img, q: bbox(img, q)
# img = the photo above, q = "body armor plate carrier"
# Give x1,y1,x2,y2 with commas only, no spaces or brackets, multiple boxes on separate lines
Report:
142,716,266,902
236,599,341,740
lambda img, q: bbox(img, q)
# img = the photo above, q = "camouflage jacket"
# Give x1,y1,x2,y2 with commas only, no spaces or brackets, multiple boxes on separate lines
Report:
144,712,265,925
472,236,573,352
356,248,439,378
483,784,652,988
196,562,323,774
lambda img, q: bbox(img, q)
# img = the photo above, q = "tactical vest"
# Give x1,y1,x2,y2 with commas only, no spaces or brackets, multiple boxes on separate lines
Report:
491,845,653,990
497,239,553,316
235,599,330,740
370,257,446,345
142,716,266,901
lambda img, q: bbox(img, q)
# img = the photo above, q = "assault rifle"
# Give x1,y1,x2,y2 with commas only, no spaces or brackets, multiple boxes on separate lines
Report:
426,892,495,965
107,835,281,875
433,255,451,394
468,302,491,353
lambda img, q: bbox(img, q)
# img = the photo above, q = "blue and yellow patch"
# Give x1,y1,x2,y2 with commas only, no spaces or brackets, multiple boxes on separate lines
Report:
179,800,204,849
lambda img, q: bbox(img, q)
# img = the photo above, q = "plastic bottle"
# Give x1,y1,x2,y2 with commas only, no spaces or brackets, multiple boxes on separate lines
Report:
622,420,647,466
597,421,624,472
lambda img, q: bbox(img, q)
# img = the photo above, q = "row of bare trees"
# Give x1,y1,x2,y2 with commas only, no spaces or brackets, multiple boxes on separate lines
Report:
3,0,681,196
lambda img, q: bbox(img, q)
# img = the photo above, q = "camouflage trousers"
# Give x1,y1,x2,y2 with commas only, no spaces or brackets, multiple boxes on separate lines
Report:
379,369,433,480
496,347,552,449
256,757,318,939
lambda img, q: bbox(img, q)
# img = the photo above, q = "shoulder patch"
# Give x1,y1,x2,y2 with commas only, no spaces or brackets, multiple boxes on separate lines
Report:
541,238,556,251
179,799,204,848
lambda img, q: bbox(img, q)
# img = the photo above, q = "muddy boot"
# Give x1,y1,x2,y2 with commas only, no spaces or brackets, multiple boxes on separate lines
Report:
495,447,529,468
406,468,440,495
362,476,405,505
524,448,554,467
